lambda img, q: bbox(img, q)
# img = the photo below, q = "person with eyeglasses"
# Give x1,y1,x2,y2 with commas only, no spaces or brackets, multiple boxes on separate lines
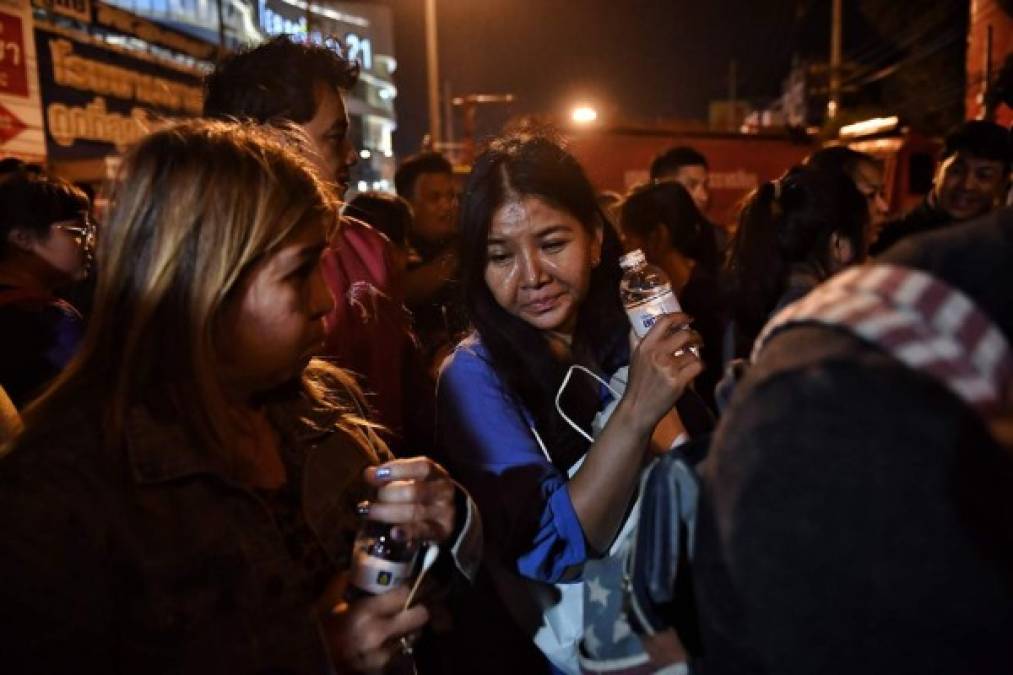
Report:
0,162,93,408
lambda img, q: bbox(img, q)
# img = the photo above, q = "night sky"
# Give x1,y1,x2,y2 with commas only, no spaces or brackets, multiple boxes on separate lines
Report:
388,0,882,155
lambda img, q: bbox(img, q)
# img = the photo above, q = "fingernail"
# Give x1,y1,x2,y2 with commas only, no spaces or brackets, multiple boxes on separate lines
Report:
390,526,407,541
374,467,392,480
355,501,370,516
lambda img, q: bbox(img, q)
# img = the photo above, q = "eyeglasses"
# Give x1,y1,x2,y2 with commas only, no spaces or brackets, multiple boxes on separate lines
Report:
53,213,97,250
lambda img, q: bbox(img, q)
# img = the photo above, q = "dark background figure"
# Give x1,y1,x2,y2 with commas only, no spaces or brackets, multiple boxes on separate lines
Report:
203,36,419,452
395,152,469,373
649,146,728,253
697,207,1013,675
620,181,725,410
0,163,93,408
724,165,869,359
339,191,440,461
344,190,413,276
650,146,712,214
596,189,624,235
804,145,889,242
870,120,1011,255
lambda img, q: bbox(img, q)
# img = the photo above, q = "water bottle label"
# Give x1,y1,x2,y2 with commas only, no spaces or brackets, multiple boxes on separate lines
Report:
350,551,413,595
626,292,682,338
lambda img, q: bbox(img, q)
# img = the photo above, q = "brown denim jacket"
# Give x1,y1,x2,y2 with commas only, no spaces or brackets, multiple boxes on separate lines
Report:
0,392,480,673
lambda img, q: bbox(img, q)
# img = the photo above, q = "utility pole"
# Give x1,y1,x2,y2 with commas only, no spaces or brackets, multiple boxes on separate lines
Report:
424,0,442,146
827,0,842,120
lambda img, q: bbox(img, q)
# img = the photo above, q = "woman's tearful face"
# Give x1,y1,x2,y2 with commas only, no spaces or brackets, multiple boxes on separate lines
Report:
484,196,602,338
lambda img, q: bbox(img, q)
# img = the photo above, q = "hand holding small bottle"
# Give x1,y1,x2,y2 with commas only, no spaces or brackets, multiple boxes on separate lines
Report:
324,457,456,672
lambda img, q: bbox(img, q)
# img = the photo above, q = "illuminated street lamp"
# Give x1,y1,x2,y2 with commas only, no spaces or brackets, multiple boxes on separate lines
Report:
571,105,598,125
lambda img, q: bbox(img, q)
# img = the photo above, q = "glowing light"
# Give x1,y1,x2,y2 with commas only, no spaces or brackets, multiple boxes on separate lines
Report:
357,180,369,192
571,105,598,125
359,149,372,159
839,116,900,139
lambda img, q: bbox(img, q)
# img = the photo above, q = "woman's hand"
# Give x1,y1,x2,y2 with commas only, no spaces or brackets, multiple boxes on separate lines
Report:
323,586,429,673
362,457,457,544
621,312,703,435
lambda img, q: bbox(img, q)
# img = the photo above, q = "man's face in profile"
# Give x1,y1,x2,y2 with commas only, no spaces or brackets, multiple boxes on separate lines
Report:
300,83,357,200
659,164,710,213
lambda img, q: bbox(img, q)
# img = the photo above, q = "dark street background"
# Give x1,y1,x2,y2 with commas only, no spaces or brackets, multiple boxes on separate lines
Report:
389,0,968,155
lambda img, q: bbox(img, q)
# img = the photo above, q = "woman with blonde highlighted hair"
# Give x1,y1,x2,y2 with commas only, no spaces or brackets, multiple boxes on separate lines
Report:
0,120,478,673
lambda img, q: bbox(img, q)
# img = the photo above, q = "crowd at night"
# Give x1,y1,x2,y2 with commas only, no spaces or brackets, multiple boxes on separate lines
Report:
1,1,1012,673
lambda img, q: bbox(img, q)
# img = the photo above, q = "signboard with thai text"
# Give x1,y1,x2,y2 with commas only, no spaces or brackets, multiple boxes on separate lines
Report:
34,26,202,159
91,1,217,61
31,0,219,61
0,0,45,162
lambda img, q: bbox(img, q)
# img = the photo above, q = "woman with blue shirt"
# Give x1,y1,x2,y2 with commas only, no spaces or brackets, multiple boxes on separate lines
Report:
437,133,705,674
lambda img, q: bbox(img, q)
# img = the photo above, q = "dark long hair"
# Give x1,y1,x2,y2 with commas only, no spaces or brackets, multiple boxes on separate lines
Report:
620,180,718,270
725,165,868,355
457,133,627,471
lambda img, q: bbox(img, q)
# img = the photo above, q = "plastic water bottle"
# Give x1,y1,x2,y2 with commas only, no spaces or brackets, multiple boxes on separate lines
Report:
619,249,683,338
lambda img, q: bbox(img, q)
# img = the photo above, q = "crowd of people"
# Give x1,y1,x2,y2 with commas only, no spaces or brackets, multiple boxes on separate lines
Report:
0,35,1011,675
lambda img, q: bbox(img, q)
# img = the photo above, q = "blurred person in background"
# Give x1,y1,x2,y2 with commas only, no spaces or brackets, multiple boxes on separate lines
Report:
724,166,869,359
698,206,1013,675
0,163,93,407
650,145,730,258
650,146,711,214
395,152,468,372
871,120,1010,254
344,191,414,277
805,145,889,242
0,120,478,673
341,191,442,464
620,180,725,411
596,189,623,233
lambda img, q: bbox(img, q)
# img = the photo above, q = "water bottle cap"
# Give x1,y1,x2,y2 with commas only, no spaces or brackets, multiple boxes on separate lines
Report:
619,249,646,270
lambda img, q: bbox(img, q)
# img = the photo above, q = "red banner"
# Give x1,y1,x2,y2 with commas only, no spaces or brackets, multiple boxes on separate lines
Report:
0,11,29,97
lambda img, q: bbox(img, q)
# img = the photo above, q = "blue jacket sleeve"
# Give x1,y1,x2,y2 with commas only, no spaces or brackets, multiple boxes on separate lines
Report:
436,343,587,583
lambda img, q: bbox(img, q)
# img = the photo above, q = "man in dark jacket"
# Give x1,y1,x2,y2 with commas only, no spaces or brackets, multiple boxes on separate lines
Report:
698,208,1013,674
870,120,1010,254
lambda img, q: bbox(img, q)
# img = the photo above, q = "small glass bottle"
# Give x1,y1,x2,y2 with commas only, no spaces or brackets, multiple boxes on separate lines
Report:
346,519,419,600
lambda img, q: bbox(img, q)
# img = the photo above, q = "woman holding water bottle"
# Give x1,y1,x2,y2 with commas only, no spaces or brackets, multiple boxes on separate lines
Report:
436,132,706,674
0,121,479,674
